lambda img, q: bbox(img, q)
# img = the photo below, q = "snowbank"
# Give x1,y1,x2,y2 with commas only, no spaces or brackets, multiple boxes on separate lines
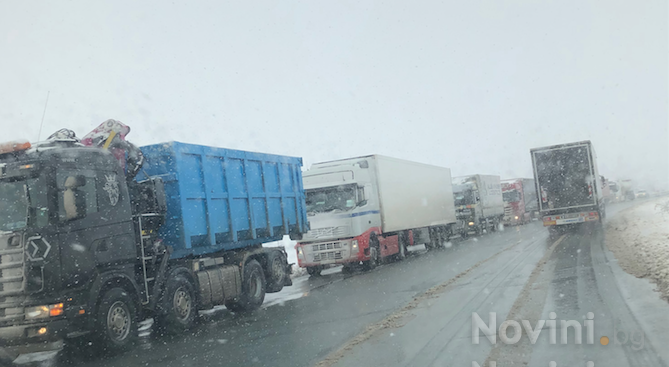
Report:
606,198,669,300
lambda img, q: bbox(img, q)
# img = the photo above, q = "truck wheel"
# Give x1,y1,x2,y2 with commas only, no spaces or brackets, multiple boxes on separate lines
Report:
363,235,379,271
225,260,265,312
156,274,197,334
95,288,137,352
265,251,288,293
307,266,322,277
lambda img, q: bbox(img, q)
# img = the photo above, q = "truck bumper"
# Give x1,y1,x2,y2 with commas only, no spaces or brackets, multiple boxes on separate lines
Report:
296,238,366,268
542,211,599,226
0,319,67,362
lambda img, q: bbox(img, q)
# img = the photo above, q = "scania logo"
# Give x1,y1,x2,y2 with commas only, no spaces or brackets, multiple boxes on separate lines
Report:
26,236,51,261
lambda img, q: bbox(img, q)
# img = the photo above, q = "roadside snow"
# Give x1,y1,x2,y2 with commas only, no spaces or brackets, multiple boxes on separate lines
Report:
606,198,669,301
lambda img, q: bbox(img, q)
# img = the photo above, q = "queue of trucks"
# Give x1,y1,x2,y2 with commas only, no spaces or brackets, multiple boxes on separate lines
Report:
0,121,607,362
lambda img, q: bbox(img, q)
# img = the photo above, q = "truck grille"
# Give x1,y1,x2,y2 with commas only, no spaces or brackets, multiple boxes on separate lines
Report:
504,207,513,216
312,242,343,252
312,251,343,262
307,226,350,239
0,237,25,297
0,233,27,325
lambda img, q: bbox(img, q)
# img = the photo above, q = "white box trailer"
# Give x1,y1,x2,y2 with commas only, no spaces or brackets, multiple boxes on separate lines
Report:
452,174,504,235
375,155,457,232
296,155,457,275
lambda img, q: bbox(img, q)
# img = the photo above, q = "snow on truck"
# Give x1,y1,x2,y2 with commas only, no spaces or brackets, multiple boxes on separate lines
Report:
452,175,504,236
530,140,605,231
295,155,457,276
501,178,538,225
0,121,307,362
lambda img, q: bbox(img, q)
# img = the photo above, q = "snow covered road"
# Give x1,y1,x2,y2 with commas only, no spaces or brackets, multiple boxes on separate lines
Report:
18,200,669,367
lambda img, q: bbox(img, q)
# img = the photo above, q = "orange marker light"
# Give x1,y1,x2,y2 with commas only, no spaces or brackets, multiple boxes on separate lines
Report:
49,303,64,317
0,140,31,155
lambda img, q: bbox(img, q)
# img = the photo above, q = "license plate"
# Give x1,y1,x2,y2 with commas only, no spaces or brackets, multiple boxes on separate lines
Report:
557,217,584,225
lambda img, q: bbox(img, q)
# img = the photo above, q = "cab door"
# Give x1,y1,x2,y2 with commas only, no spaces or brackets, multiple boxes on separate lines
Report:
55,168,136,292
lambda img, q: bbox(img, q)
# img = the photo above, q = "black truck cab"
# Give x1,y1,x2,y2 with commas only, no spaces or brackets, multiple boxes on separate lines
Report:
0,141,144,359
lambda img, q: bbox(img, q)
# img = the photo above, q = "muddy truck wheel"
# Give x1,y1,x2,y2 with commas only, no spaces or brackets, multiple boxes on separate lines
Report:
156,273,198,334
95,288,138,352
225,260,266,312
265,250,288,293
307,266,322,276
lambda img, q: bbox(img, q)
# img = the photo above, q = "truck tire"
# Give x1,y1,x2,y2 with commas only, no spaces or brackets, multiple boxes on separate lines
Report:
307,266,322,277
363,235,379,271
95,287,137,352
155,274,197,334
225,260,265,312
427,228,441,250
265,250,288,293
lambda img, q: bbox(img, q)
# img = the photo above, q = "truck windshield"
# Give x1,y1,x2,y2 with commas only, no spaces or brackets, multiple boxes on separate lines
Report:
503,190,520,203
0,176,49,232
306,185,357,213
453,189,476,206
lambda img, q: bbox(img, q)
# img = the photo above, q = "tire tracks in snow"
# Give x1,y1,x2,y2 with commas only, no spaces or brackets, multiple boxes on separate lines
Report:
312,235,536,367
482,234,566,366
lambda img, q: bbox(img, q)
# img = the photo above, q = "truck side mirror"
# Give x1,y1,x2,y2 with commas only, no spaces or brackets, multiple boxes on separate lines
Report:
476,196,480,202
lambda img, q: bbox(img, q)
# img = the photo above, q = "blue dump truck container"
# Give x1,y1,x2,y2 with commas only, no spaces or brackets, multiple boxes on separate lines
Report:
139,142,308,259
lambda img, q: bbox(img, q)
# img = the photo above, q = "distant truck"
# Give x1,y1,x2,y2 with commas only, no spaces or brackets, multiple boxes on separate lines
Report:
600,176,613,204
295,155,457,275
501,178,538,225
620,179,635,201
0,123,307,361
608,181,620,202
530,140,605,230
452,175,504,236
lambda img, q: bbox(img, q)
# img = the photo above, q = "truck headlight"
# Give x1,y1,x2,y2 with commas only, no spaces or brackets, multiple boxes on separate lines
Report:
26,303,63,320
351,240,359,254
468,222,475,226
514,216,519,220
296,247,305,260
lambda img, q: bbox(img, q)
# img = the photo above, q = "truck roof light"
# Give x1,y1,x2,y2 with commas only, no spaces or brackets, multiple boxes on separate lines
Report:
0,140,31,155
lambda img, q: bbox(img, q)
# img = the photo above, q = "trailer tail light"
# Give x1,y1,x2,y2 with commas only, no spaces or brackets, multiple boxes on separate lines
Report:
0,140,31,155
542,216,556,226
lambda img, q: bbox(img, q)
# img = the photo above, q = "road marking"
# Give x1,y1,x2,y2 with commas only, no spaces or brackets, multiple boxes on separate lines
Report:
313,237,530,367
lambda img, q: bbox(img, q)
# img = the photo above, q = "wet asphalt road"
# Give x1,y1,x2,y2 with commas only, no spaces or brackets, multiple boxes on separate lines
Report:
23,201,668,367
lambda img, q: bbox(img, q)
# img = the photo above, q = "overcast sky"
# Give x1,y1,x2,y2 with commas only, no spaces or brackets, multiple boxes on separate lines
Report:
1,0,667,189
